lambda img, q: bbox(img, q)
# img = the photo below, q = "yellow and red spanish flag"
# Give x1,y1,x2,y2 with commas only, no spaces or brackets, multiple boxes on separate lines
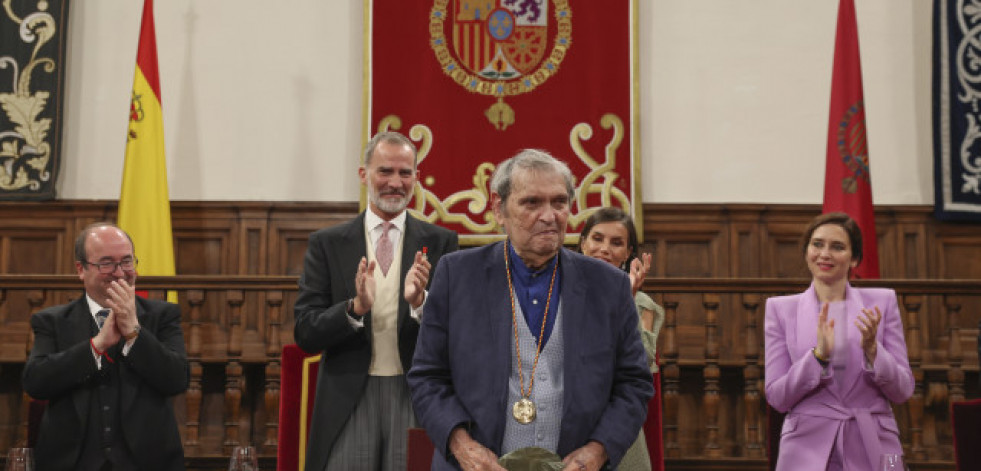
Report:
823,0,880,279
118,0,177,301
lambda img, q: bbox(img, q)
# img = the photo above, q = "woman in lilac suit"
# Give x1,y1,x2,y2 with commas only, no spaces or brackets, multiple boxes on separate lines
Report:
765,213,913,470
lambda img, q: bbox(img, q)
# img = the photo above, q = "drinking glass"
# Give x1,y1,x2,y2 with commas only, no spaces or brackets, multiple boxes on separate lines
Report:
4,448,33,471
228,445,258,471
879,453,906,471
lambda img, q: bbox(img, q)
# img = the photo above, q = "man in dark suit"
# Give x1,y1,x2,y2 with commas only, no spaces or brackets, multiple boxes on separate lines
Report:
294,131,458,471
23,223,189,471
407,149,653,471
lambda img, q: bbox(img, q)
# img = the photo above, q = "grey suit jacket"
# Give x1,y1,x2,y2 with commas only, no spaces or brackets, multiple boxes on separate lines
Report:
408,243,653,470
293,211,458,471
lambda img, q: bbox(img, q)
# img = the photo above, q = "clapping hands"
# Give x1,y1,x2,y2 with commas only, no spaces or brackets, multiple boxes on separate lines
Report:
856,306,882,364
628,253,652,296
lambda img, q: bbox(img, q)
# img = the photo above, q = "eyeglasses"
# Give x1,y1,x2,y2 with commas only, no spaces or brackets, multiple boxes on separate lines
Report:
83,258,138,274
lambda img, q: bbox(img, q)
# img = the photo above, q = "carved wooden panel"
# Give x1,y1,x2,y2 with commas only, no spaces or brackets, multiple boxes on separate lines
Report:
174,227,235,275
729,208,763,277
0,201,979,470
267,209,354,276
761,221,810,279
937,234,981,279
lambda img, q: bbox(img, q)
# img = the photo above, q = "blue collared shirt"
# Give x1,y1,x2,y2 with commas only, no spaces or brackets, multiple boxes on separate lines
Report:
506,242,562,346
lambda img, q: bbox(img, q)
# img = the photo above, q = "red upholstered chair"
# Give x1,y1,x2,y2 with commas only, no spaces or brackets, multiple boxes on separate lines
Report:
27,398,46,447
407,427,435,471
643,365,664,471
276,344,321,471
952,398,981,471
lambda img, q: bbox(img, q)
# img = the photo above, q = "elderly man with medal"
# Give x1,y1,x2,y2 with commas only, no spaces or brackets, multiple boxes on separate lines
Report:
408,149,654,471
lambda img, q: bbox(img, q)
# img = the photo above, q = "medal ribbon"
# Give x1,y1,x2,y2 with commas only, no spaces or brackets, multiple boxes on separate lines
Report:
504,240,559,404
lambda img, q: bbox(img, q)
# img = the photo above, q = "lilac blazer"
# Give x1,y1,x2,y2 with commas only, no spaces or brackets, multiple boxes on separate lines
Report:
764,283,913,471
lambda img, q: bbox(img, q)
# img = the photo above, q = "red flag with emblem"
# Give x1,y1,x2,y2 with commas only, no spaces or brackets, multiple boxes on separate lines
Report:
822,0,880,279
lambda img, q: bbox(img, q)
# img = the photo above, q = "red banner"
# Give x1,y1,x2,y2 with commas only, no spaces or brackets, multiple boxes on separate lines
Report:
367,0,639,243
823,0,880,279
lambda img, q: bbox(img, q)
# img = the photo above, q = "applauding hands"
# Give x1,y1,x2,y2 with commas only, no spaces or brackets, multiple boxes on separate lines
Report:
814,302,882,365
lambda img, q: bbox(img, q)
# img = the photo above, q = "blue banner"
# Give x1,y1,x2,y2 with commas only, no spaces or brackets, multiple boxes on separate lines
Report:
0,0,70,200
934,0,981,220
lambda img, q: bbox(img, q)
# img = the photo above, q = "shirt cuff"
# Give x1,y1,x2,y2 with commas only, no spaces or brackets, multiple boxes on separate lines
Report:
410,290,429,323
122,337,136,356
347,312,366,329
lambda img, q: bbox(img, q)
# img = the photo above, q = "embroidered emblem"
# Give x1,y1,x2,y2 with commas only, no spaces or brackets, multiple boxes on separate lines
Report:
128,91,145,141
836,100,870,194
430,0,572,130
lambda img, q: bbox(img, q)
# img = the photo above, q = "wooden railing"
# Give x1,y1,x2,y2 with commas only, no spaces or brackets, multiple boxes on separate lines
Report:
0,275,976,470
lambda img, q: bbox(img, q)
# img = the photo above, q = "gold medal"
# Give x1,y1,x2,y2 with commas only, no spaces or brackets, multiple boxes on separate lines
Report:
512,397,537,424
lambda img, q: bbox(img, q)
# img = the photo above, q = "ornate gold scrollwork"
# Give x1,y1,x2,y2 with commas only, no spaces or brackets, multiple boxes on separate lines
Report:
0,0,57,191
568,113,630,229
374,113,630,237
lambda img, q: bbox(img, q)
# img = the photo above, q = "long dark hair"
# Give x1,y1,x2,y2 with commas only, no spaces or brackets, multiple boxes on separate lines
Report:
577,207,639,272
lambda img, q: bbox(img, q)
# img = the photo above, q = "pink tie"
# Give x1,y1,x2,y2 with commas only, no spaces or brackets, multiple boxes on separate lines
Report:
376,221,394,276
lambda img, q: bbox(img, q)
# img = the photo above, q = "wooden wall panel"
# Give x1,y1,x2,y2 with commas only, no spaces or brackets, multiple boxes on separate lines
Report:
1,221,72,274
270,225,327,277
267,203,361,276
729,210,761,277
0,201,963,282
938,238,981,279
899,225,926,278
930,230,981,372
276,230,315,276
762,223,810,279
174,225,235,275
650,225,727,278
892,209,933,278
237,209,269,276
8,236,59,274
0,200,978,470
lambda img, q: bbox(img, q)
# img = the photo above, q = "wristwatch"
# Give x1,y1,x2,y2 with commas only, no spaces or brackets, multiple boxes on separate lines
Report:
812,347,829,367
124,324,141,341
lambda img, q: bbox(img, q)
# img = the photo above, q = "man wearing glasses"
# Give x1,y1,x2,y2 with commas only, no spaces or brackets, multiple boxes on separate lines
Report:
23,223,189,471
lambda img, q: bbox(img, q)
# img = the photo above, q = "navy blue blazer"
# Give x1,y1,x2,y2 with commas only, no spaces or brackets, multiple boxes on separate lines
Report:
408,242,653,469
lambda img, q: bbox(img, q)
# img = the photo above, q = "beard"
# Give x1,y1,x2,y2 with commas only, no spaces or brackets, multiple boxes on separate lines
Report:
369,187,411,214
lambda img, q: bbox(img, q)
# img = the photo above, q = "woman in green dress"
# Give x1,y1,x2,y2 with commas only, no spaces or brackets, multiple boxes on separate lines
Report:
578,207,664,471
